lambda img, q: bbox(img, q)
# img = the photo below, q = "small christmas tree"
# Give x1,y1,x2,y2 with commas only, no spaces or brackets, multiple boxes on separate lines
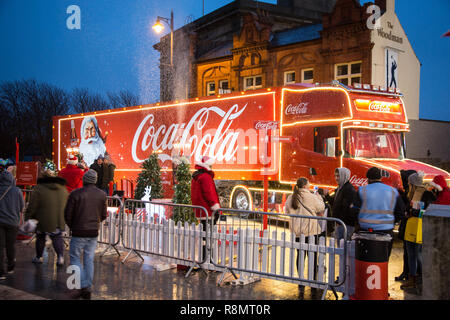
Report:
172,156,195,224
134,152,163,200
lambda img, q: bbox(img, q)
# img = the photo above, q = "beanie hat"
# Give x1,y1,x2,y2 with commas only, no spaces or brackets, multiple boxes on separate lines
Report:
83,169,98,184
366,167,382,180
430,175,447,192
408,171,424,187
195,156,215,171
67,154,78,165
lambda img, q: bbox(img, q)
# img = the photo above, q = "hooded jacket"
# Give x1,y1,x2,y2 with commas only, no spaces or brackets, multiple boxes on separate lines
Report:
0,171,24,227
190,165,220,219
24,176,68,233
285,187,325,237
58,164,84,193
330,168,357,226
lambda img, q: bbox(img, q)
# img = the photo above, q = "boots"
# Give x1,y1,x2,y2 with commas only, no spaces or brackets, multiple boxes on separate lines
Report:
395,272,409,281
400,275,420,295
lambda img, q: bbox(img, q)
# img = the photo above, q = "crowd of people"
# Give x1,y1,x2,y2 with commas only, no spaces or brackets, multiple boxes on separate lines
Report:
1,151,449,299
188,156,450,297
0,154,114,300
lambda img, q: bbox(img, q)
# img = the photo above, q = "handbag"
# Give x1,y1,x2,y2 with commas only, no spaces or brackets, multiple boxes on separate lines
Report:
404,216,422,244
20,219,39,234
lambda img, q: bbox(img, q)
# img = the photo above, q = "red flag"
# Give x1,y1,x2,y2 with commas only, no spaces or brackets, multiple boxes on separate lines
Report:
443,30,450,37
15,137,19,165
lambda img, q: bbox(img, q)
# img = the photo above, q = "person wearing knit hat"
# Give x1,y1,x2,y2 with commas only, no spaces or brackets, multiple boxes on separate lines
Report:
366,166,382,181
401,171,436,295
64,166,107,300
191,155,220,260
67,154,78,166
83,169,97,185
430,175,450,205
353,166,406,260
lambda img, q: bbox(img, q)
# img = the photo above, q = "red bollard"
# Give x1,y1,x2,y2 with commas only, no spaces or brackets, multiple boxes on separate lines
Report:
351,232,392,300
109,181,114,196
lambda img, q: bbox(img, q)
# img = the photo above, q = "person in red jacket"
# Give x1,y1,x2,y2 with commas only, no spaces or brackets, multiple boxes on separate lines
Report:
430,175,450,205
58,155,85,193
191,156,220,261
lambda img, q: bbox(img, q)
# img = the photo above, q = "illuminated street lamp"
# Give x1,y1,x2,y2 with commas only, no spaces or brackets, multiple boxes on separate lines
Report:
152,10,174,67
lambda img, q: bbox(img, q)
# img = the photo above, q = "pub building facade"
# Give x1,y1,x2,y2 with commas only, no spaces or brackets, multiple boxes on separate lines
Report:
154,0,420,120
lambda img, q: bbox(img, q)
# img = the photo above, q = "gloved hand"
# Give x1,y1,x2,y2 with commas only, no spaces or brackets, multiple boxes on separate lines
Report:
211,203,220,212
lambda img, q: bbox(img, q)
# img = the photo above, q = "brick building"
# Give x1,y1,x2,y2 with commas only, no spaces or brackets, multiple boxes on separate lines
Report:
154,0,420,119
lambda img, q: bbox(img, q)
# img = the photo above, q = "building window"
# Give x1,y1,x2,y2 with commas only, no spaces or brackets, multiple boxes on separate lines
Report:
302,68,314,83
243,75,263,90
335,61,361,86
284,71,296,84
219,79,230,94
206,81,215,96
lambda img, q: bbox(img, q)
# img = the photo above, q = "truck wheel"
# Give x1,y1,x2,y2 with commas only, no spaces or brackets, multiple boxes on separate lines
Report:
232,189,251,212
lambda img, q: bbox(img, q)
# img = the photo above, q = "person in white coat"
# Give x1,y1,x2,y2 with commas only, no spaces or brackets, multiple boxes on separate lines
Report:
285,177,325,296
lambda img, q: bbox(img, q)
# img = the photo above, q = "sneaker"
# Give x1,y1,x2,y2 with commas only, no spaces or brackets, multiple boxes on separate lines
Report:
0,274,6,281
32,257,43,264
57,256,64,266
7,267,14,274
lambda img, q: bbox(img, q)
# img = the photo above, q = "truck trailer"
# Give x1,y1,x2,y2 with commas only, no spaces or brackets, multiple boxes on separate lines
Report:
52,82,449,211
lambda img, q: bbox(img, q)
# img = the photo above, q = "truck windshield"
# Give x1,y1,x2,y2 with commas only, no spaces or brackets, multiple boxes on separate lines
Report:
344,129,405,159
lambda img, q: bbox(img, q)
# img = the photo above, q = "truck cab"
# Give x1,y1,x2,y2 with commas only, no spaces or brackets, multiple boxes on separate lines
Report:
279,82,449,193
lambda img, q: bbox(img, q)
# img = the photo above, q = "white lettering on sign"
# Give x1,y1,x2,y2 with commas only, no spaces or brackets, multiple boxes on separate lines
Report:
366,265,381,290
132,104,247,164
369,102,394,113
349,175,368,187
285,102,309,115
254,121,279,130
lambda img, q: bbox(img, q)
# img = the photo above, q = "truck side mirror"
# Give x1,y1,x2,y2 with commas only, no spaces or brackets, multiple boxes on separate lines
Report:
309,167,317,176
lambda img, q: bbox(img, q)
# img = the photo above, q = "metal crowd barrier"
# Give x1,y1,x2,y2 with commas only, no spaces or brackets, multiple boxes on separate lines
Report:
16,189,354,299
207,208,349,300
121,199,210,275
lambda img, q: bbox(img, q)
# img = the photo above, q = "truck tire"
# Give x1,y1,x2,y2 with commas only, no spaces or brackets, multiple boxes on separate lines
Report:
232,188,251,213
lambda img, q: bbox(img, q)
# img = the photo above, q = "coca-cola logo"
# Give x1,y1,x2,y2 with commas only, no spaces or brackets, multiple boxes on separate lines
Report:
285,102,309,115
131,104,248,164
349,175,368,187
368,102,393,113
254,121,279,130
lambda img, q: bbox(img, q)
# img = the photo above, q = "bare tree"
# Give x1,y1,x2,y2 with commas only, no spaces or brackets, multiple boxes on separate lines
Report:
107,90,141,108
0,79,70,160
70,88,109,114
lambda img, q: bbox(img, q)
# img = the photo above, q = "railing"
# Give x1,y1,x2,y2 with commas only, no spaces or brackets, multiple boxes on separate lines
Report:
207,208,349,299
17,190,354,299
120,199,210,273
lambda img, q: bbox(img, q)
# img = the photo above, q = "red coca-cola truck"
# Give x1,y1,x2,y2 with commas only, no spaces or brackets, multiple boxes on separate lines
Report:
52,82,449,211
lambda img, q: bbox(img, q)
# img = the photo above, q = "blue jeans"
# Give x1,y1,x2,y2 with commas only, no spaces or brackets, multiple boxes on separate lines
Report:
405,241,422,276
69,237,97,289
335,225,354,241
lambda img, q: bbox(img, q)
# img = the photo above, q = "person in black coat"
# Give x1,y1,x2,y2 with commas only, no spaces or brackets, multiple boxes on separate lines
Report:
89,156,104,189
328,167,357,241
395,169,416,281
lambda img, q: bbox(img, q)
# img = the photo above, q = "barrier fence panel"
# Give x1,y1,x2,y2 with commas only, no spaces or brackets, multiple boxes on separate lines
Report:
16,190,354,299
97,195,123,257
121,199,209,272
208,208,348,299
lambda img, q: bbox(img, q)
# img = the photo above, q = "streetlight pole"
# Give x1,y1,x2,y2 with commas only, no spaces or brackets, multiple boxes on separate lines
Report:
153,9,174,67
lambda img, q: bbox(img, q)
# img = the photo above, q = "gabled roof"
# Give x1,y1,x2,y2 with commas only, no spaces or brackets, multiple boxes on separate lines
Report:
270,23,322,47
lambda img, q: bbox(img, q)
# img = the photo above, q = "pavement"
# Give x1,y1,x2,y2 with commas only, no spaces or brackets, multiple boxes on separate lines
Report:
0,233,422,301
